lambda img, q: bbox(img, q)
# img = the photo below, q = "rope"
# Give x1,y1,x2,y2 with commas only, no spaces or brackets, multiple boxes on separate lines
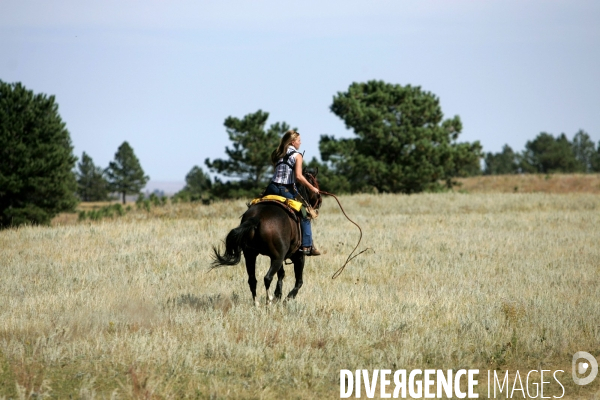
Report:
319,190,371,279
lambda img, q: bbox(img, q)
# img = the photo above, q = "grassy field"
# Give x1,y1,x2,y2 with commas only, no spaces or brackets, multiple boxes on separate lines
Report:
454,173,600,194
1,191,600,399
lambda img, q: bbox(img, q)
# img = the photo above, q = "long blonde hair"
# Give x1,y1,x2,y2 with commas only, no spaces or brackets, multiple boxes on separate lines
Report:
271,130,299,165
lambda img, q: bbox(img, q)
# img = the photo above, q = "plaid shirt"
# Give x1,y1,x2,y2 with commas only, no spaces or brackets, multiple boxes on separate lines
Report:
271,146,298,185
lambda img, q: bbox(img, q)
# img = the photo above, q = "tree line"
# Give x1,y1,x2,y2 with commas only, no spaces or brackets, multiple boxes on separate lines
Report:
1,79,598,229
0,81,149,228
483,131,600,175
190,81,483,199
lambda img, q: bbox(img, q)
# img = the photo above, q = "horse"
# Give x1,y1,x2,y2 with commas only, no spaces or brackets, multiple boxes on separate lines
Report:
211,169,322,305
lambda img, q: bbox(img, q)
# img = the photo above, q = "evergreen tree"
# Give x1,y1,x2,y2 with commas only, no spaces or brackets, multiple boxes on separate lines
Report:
484,145,520,175
520,132,580,173
105,141,149,203
571,130,596,173
305,157,351,194
176,165,212,201
451,142,484,177
593,141,600,173
323,81,482,193
205,110,292,198
0,81,78,228
76,152,109,201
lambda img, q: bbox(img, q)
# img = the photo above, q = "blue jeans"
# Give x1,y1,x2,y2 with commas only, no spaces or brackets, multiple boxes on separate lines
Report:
264,182,312,248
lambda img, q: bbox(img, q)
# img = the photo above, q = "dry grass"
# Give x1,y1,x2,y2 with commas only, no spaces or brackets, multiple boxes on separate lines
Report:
51,201,123,226
2,193,600,398
454,173,600,194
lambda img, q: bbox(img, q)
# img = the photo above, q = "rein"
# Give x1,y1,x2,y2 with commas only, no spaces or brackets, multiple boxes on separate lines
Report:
318,190,371,279
296,171,369,279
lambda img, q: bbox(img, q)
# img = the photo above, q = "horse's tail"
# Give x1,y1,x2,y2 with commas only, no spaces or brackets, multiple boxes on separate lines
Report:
210,216,259,269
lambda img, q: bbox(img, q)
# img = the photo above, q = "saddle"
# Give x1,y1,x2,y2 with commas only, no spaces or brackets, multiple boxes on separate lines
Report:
249,195,303,221
249,195,303,256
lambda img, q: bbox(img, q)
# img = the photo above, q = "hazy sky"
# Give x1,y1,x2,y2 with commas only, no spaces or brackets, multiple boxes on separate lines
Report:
2,0,599,190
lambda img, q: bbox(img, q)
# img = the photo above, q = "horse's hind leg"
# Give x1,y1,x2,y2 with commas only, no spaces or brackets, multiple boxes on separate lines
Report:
274,267,285,301
243,250,259,307
264,258,284,305
286,253,305,300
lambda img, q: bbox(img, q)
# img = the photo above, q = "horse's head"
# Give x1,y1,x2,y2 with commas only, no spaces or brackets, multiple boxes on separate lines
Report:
302,167,322,210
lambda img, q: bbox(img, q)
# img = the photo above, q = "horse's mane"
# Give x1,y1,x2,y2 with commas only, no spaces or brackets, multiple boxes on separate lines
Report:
296,179,309,202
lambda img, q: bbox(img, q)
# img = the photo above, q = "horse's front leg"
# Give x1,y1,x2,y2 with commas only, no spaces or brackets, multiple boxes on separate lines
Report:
274,267,285,301
286,252,305,300
264,257,284,305
243,250,259,307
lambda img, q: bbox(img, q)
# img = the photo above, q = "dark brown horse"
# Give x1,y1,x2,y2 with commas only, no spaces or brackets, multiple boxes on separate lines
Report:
211,170,322,305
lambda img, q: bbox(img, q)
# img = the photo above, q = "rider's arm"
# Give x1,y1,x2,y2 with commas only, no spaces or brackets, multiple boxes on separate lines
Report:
294,154,319,194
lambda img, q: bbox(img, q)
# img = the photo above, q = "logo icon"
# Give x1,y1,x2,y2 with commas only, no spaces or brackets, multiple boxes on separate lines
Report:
572,351,598,385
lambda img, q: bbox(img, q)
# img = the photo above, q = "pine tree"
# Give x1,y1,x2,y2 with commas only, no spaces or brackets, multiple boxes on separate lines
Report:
594,141,600,173
176,165,212,201
323,81,482,193
305,157,352,194
484,145,520,175
571,130,596,173
205,110,292,198
76,152,110,201
0,81,78,228
520,133,580,173
105,142,149,204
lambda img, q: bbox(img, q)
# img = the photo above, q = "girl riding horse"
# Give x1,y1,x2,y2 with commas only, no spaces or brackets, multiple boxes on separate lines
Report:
263,130,320,256
211,131,322,304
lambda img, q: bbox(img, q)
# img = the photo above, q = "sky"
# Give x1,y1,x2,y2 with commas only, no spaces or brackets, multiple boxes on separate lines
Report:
1,0,599,192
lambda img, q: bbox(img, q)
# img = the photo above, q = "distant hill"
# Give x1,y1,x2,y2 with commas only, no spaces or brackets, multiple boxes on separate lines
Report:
143,181,185,195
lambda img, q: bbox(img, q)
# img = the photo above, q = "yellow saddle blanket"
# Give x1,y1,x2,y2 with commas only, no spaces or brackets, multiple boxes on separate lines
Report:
250,195,303,212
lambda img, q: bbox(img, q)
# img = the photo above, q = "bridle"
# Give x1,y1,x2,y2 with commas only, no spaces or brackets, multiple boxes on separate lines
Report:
295,169,321,210
303,171,322,209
